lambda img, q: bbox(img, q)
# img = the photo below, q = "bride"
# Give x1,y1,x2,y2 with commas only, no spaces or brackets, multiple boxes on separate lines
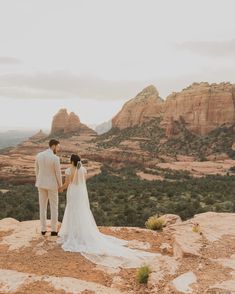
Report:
57,154,158,268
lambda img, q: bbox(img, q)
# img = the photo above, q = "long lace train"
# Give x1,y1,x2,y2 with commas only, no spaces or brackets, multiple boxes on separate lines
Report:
57,166,159,268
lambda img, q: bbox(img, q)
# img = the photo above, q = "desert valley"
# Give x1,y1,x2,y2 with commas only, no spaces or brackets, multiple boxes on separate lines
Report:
1,81,235,223
1,82,235,293
1,82,235,182
1,1,235,292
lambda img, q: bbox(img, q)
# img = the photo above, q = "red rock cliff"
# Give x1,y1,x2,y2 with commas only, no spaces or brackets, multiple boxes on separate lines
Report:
50,109,96,136
112,85,163,129
112,82,235,135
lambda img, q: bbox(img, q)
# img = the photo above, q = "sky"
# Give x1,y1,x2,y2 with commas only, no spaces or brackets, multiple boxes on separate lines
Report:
0,0,235,131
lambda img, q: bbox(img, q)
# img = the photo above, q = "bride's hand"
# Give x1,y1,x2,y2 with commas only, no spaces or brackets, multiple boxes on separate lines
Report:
58,187,64,193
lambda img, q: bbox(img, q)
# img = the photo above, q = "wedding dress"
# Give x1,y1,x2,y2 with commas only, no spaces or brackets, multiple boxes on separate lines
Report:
58,163,159,268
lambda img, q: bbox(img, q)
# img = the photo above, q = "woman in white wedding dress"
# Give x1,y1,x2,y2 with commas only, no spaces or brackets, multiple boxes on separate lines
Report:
57,154,159,268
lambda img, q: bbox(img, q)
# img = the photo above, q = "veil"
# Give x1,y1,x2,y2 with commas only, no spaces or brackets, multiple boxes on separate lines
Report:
72,161,86,185
70,161,90,208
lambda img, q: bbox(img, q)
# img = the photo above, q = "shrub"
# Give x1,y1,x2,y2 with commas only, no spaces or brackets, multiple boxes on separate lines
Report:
229,166,235,173
136,265,151,284
145,215,165,231
192,223,201,233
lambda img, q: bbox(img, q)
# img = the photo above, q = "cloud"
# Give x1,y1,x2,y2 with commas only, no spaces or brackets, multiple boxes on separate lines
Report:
154,65,235,98
177,39,235,57
0,71,149,101
0,65,235,102
0,57,21,64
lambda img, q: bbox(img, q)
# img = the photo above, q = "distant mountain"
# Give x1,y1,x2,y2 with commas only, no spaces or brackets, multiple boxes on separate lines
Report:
1,82,235,184
112,85,163,130
112,82,235,136
95,120,112,135
50,108,97,137
97,82,235,161
0,130,36,149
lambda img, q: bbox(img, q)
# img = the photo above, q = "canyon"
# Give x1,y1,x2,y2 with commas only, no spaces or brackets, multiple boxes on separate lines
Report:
1,83,235,293
0,82,235,183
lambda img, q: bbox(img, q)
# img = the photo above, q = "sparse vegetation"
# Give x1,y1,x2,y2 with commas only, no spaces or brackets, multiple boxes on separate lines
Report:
229,166,235,173
145,215,165,231
95,118,235,160
143,167,191,180
136,265,151,284
192,223,201,234
0,166,235,227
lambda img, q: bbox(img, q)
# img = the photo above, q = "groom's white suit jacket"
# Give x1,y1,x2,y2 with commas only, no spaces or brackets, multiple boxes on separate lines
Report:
35,149,62,190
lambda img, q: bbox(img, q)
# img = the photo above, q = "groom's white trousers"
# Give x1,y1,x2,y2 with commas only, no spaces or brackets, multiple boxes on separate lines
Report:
38,188,58,232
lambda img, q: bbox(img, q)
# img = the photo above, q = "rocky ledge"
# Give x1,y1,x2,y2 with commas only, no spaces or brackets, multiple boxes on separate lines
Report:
0,212,235,293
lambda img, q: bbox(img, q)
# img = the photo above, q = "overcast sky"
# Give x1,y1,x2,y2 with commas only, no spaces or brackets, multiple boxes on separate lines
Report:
0,0,235,131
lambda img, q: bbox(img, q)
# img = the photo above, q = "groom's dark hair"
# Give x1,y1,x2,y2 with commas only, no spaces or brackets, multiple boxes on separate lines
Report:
49,139,60,147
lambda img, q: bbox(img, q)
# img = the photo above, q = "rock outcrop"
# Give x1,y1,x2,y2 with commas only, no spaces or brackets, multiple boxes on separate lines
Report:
64,111,81,133
29,130,47,141
112,82,235,136
50,108,68,135
0,212,235,293
162,82,235,135
50,108,96,136
112,85,163,129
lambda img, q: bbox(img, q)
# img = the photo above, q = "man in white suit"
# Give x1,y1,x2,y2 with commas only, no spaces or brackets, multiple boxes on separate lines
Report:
35,139,62,236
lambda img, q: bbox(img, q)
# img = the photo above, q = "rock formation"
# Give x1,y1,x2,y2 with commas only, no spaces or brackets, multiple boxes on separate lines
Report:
112,85,164,129
50,108,96,136
50,108,68,135
165,117,181,137
64,111,81,133
0,212,235,293
112,82,235,136
162,82,235,135
29,130,47,141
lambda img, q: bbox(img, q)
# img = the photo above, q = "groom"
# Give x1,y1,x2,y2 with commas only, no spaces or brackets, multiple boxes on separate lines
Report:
35,139,62,236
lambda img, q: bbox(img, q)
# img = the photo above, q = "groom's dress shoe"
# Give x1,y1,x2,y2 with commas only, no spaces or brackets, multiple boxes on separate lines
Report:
41,231,47,236
51,231,58,236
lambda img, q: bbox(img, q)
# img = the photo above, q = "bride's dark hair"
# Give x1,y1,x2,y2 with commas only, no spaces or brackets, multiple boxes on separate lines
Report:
70,154,81,168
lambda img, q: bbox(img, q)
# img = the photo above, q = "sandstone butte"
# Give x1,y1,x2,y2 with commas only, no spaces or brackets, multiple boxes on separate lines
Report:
29,129,47,141
112,82,235,136
50,108,96,136
112,85,164,130
0,212,235,293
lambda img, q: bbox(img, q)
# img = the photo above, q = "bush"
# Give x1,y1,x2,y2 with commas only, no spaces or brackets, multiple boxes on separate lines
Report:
229,166,235,173
1,167,235,226
192,223,201,233
136,265,151,284
145,215,165,231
